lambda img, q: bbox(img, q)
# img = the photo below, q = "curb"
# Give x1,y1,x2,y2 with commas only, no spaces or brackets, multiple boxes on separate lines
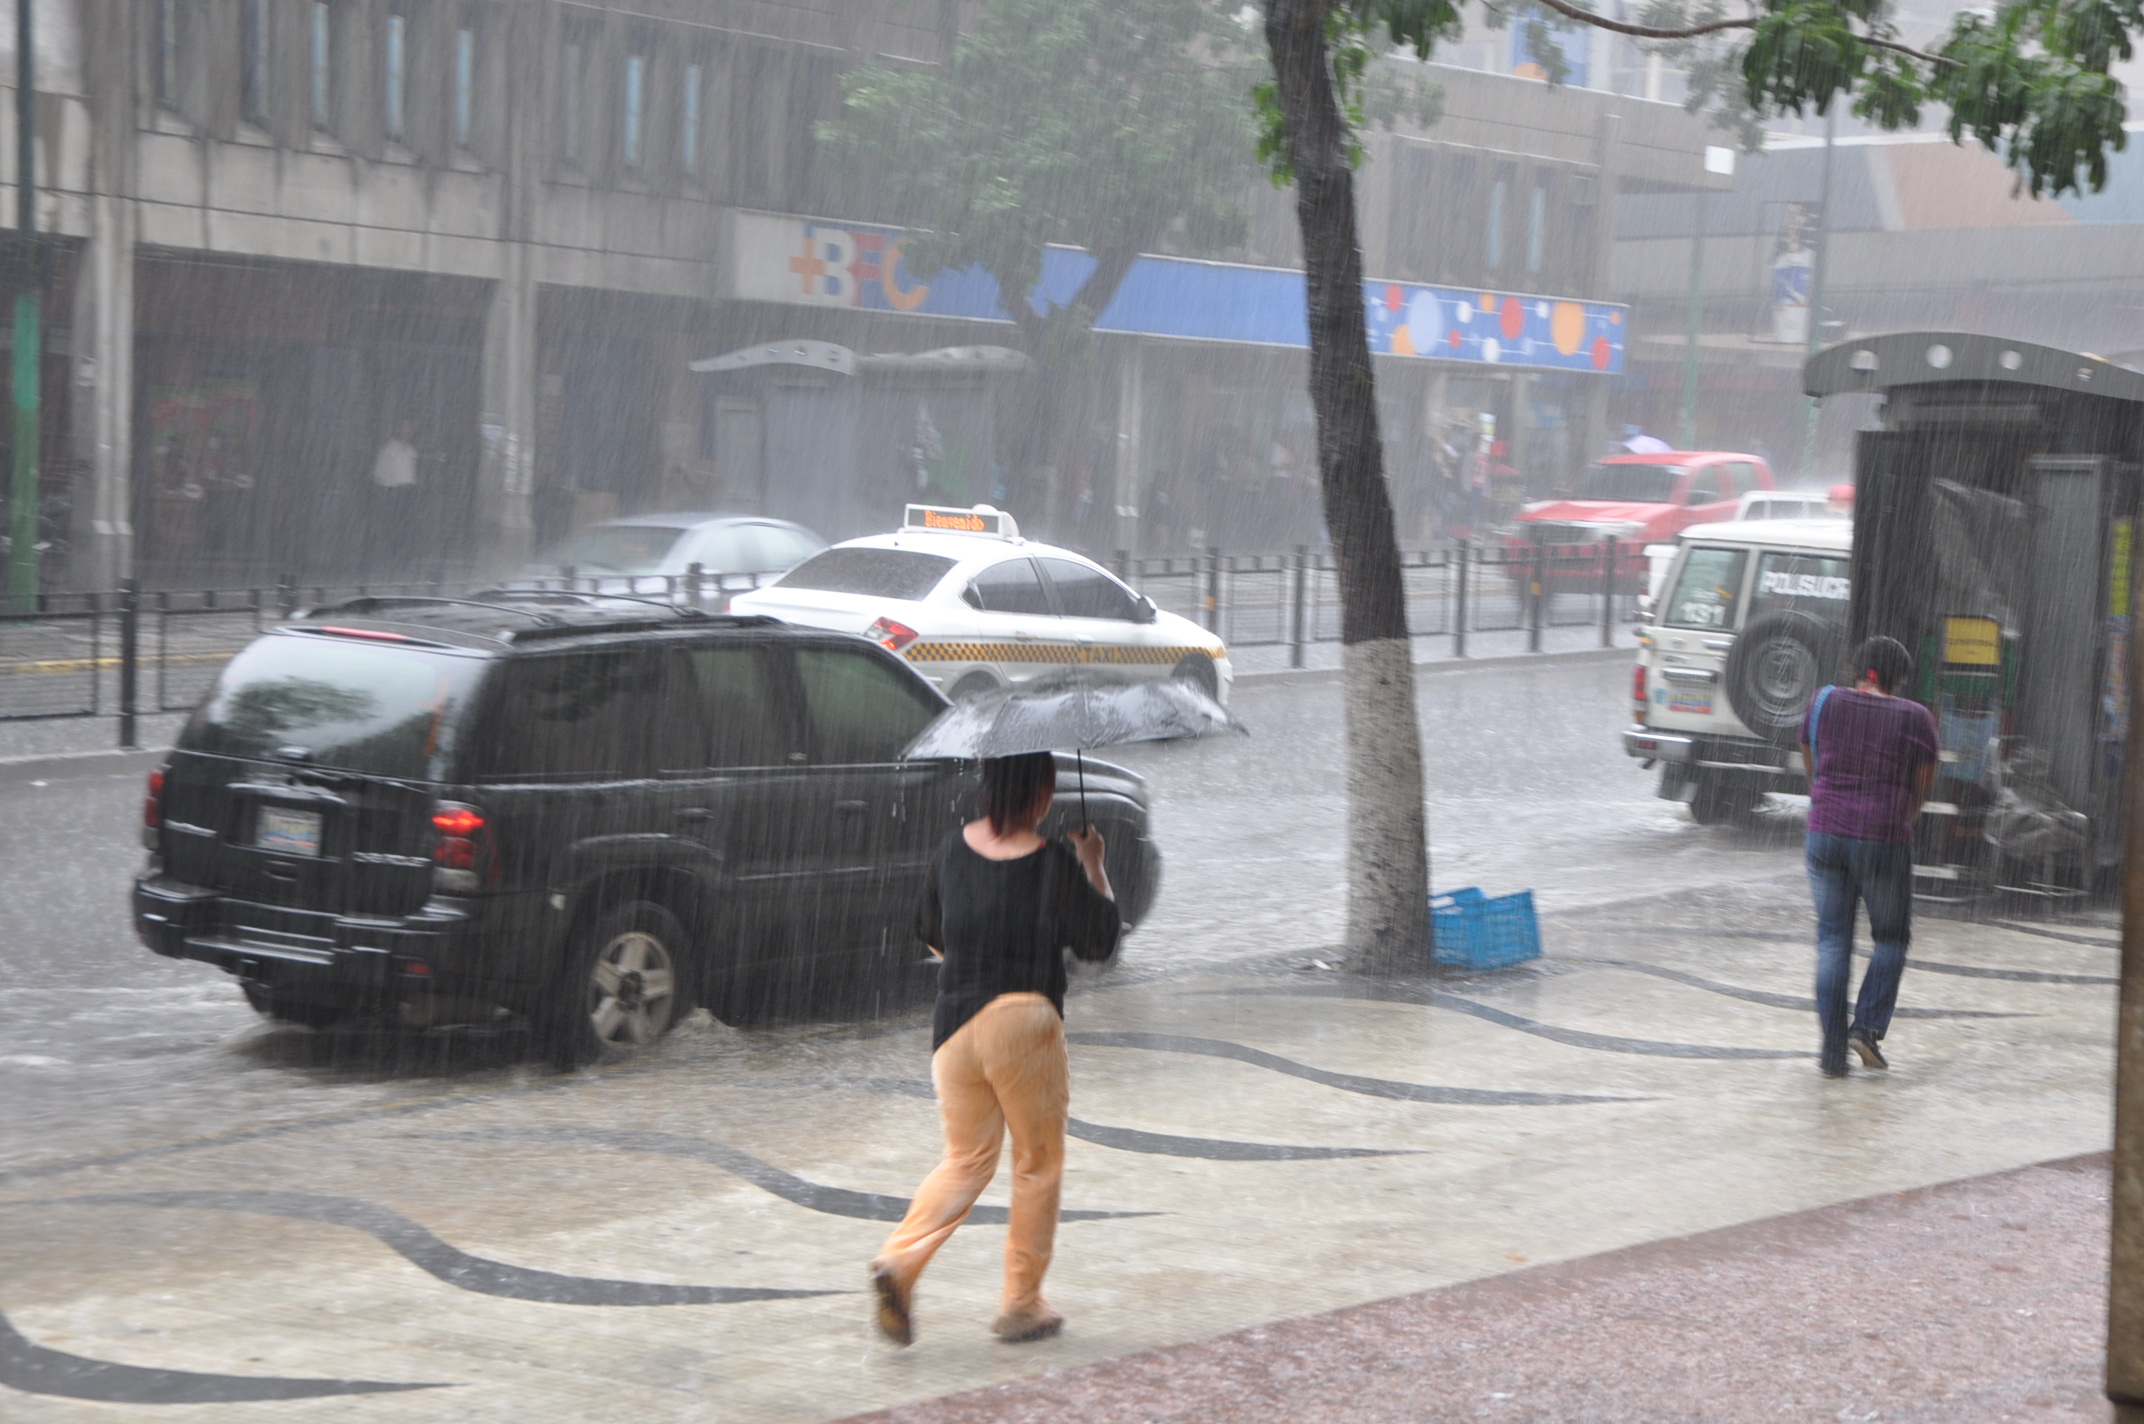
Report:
1234,645,1631,688
0,745,169,787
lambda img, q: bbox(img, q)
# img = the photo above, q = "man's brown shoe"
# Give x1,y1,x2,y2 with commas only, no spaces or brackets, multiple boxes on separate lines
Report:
871,1268,912,1346
991,1309,1064,1343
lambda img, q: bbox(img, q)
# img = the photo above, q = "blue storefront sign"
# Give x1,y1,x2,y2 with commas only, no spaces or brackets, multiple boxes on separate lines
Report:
729,211,1626,375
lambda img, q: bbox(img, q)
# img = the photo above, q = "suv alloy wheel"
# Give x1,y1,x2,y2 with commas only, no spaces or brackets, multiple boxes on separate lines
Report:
547,900,690,1067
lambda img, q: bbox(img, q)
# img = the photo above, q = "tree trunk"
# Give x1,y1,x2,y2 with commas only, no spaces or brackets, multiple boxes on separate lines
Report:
1265,0,1430,975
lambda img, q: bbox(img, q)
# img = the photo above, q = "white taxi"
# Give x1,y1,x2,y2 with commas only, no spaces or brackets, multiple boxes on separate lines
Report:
729,505,1233,704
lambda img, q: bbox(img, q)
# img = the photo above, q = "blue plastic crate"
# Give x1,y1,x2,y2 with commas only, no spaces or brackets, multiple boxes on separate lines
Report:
1430,887,1542,970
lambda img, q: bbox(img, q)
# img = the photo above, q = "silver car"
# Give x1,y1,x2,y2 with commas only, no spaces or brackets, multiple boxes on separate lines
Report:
526,514,826,601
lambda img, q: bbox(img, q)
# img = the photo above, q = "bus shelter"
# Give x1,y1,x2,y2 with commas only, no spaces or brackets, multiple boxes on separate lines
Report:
1805,332,2144,897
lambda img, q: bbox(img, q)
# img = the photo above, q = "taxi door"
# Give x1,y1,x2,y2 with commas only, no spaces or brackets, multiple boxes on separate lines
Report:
1035,556,1162,683
959,556,1061,689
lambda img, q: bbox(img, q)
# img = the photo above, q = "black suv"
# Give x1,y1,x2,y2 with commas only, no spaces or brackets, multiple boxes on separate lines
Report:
133,595,1159,1063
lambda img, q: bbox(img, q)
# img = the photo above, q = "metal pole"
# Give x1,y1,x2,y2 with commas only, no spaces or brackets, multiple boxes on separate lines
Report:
2109,544,2144,1422
5,0,37,614
1799,106,1837,479
1453,537,1469,659
117,577,138,749
1601,536,1618,648
1680,187,1705,450
1204,544,1220,635
686,561,703,611
1529,536,1545,653
1289,543,1307,669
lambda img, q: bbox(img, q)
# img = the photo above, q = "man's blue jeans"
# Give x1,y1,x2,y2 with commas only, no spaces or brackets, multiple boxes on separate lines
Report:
1805,832,1914,1072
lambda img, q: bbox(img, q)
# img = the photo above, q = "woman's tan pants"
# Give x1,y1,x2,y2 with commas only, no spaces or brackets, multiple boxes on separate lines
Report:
872,992,1068,1318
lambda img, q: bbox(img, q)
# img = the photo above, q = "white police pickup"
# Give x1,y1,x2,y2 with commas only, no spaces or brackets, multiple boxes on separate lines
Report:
1625,518,1852,823
730,504,1233,704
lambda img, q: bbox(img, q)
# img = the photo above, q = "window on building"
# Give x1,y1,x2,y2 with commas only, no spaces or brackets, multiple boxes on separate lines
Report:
622,53,646,167
156,0,180,108
1486,170,1508,270
1526,174,1548,274
454,26,475,148
681,63,702,174
384,13,407,140
240,0,270,124
310,2,332,128
560,41,582,163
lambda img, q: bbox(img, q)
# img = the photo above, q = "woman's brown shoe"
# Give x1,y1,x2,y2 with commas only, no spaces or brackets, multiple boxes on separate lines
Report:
991,1309,1063,1343
871,1268,913,1346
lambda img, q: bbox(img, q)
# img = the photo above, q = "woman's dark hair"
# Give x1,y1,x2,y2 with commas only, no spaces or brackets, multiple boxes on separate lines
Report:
981,752,1055,836
1852,636,1914,694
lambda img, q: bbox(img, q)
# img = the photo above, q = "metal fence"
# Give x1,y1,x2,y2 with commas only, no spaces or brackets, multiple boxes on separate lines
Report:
1117,537,1643,666
1,543,1634,746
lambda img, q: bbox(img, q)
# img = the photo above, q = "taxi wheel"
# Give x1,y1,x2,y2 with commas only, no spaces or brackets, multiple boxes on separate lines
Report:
948,671,1001,701
1170,655,1219,700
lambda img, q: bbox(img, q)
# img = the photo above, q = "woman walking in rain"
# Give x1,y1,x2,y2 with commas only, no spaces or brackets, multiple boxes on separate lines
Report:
871,751,1119,1346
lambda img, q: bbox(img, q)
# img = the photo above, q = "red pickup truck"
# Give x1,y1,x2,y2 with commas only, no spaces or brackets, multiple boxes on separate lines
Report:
1508,451,1776,588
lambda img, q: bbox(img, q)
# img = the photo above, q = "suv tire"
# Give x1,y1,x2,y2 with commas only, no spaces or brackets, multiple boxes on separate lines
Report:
1724,610,1842,742
1688,775,1762,826
1171,654,1220,700
545,899,689,1068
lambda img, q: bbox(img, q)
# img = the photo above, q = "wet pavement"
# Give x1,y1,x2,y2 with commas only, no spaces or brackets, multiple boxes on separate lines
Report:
0,656,2122,1420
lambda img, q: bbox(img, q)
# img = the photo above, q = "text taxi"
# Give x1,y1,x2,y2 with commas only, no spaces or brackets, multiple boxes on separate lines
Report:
729,505,1233,704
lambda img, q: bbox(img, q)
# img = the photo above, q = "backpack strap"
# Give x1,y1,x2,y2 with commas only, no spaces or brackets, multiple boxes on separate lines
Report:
1808,684,1836,773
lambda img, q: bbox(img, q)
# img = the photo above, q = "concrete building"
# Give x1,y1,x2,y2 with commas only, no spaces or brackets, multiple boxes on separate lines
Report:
9,0,1734,591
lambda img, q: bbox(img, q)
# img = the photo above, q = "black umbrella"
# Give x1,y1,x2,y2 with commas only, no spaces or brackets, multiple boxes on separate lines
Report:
901,676,1247,826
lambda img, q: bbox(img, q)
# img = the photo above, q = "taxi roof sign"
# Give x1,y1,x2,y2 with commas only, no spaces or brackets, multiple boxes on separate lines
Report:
903,504,1019,539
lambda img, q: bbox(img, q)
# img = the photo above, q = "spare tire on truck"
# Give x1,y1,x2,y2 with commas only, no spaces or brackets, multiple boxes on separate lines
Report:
1725,610,1844,743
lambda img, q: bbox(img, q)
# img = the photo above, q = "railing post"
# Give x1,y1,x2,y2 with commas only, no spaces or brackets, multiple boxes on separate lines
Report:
117,577,139,750
1204,544,1221,635
1528,536,1546,653
685,562,704,611
1601,536,1618,648
1454,539,1470,659
1289,543,1308,668
1112,548,1130,582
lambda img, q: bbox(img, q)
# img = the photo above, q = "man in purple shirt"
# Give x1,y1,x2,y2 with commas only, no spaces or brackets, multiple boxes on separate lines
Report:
1799,636,1940,1077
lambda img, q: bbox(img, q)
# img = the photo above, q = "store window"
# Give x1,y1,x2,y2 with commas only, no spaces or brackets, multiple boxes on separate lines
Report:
1487,163,1514,270
310,2,332,128
383,13,406,140
622,53,647,167
681,63,702,174
454,26,475,148
559,40,582,163
1526,173,1548,274
240,0,270,125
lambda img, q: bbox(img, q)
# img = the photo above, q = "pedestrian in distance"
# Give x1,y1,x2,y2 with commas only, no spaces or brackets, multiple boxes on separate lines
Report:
1799,636,1939,1077
870,751,1119,1347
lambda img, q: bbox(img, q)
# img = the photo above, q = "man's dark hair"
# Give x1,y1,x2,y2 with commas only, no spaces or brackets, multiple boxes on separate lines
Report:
1851,636,1915,694
981,752,1055,836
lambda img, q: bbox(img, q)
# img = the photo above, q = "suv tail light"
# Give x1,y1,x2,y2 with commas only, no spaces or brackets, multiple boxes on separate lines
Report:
864,617,919,653
431,803,492,892
1632,664,1648,724
142,766,167,849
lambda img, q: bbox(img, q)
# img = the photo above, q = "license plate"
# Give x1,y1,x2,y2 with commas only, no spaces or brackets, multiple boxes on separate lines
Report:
256,806,323,857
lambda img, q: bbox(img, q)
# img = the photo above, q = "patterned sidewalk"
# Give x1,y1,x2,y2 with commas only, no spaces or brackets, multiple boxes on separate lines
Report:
0,882,2119,1422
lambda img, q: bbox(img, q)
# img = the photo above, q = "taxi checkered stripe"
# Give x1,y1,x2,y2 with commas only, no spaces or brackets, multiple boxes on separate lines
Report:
905,641,1195,666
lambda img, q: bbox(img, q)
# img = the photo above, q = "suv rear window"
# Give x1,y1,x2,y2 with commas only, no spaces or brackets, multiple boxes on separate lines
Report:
1751,551,1850,620
1663,546,1749,630
180,633,489,779
774,549,955,600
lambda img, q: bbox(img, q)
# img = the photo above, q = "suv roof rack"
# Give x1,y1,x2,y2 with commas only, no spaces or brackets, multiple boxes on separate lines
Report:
291,593,779,644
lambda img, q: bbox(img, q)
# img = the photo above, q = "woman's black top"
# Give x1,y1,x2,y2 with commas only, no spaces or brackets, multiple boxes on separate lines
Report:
916,830,1120,1049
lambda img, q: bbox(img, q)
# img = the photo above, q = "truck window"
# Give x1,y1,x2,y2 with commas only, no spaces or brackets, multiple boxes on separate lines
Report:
481,650,678,780
687,644,795,767
1664,547,1749,629
1685,466,1725,505
794,645,943,764
1750,552,1850,623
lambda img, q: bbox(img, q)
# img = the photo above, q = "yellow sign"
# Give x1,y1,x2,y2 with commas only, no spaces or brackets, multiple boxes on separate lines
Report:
2113,519,2134,617
1943,616,2002,667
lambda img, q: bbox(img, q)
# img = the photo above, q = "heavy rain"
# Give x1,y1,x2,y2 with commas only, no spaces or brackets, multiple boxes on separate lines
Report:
3,0,2144,1418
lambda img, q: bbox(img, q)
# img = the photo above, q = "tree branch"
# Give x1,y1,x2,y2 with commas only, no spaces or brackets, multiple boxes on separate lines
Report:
1524,0,1955,66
